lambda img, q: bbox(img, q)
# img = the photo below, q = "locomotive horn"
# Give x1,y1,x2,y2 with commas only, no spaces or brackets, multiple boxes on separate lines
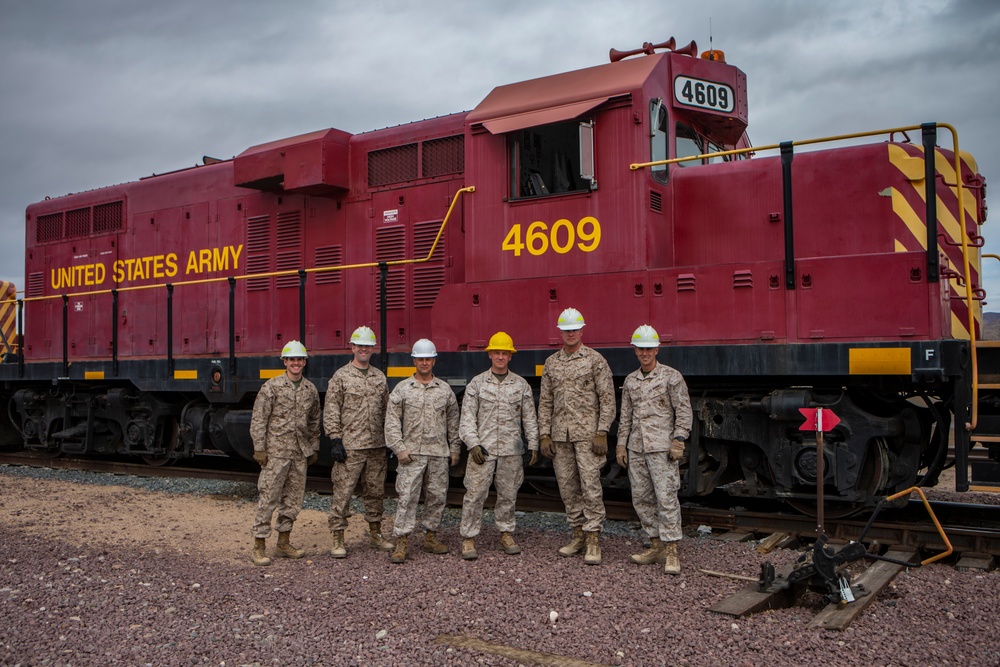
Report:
609,36,676,62
672,39,698,57
609,45,648,62
647,37,676,52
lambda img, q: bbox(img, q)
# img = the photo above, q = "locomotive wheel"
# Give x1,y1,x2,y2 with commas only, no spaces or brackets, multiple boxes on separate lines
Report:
141,418,179,467
787,436,889,518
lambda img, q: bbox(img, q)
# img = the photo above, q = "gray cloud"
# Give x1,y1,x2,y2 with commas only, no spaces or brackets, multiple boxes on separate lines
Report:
2,0,998,307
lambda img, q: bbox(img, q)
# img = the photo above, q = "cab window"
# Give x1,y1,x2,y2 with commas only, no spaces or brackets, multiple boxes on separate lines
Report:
510,121,592,199
650,99,668,184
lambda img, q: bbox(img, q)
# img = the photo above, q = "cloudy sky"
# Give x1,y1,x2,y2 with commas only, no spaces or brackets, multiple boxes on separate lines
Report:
2,1,999,306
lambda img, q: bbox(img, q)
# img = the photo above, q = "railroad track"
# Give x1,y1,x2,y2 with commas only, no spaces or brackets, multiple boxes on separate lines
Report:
4,451,1000,559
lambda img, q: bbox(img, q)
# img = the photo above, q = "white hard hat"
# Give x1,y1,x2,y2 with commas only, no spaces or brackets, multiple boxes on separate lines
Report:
557,307,585,331
630,325,660,348
281,340,308,358
350,326,377,346
411,338,438,358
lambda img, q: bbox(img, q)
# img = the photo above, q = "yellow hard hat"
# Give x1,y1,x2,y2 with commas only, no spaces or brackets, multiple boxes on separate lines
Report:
485,331,516,353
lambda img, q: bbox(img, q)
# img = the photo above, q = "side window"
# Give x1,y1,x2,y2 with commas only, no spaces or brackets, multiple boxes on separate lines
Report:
650,99,668,184
675,124,738,165
675,123,704,167
510,121,590,199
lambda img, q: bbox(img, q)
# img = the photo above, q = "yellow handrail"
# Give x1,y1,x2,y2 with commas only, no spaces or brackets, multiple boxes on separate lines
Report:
19,185,475,304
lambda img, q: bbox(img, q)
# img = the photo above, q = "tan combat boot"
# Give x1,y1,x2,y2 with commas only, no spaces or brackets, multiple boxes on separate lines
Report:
251,537,271,567
462,538,478,560
390,535,408,564
423,530,449,554
663,541,681,575
330,530,347,559
499,532,521,555
368,522,394,552
630,537,664,565
275,531,304,559
558,526,586,557
583,531,602,565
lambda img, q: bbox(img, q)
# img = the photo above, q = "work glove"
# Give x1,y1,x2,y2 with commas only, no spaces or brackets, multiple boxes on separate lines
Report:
669,438,686,461
591,431,608,457
528,450,539,467
616,446,628,469
469,445,487,465
540,434,554,459
331,437,347,463
253,451,268,467
307,453,318,466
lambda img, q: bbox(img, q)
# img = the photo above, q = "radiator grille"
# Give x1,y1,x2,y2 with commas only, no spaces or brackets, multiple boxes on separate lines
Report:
374,226,406,310
314,245,343,285
368,143,418,187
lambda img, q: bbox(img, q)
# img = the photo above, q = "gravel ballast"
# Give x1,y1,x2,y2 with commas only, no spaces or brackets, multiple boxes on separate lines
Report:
2,464,999,666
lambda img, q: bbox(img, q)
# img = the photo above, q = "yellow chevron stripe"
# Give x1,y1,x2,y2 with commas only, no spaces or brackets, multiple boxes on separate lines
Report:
951,310,971,340
891,188,927,250
895,144,979,222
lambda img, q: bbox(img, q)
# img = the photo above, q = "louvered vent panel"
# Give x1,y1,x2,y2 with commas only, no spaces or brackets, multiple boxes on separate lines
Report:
412,221,445,309
275,251,302,289
27,272,44,298
93,201,123,232
368,143,418,187
315,245,343,285
276,211,302,249
649,190,663,214
733,270,753,289
246,214,272,291
422,136,464,178
374,226,406,310
677,273,696,292
65,208,90,238
36,213,62,243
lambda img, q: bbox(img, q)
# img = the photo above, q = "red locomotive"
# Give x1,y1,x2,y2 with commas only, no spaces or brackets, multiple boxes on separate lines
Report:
2,37,994,512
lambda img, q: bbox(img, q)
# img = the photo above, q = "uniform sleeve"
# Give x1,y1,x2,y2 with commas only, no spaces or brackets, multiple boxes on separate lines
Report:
323,373,344,440
537,361,553,437
384,388,405,455
308,384,321,452
594,356,617,433
446,390,461,457
250,382,274,453
618,377,634,448
458,378,481,450
520,380,540,451
670,374,694,439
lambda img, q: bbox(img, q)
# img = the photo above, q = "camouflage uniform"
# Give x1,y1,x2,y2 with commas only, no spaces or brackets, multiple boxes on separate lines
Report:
250,373,321,538
458,370,539,538
538,344,616,533
384,376,460,537
618,363,692,543
323,362,389,531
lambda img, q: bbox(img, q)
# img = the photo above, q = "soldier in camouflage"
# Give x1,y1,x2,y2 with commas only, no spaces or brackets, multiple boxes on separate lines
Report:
249,340,321,566
324,326,392,559
458,332,540,560
538,308,616,566
384,338,461,563
616,325,693,575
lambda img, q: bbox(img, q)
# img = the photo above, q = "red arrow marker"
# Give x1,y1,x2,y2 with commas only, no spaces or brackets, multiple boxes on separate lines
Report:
798,407,841,432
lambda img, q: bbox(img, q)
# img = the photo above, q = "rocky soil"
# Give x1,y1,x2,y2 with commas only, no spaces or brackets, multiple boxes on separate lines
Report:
2,466,999,666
